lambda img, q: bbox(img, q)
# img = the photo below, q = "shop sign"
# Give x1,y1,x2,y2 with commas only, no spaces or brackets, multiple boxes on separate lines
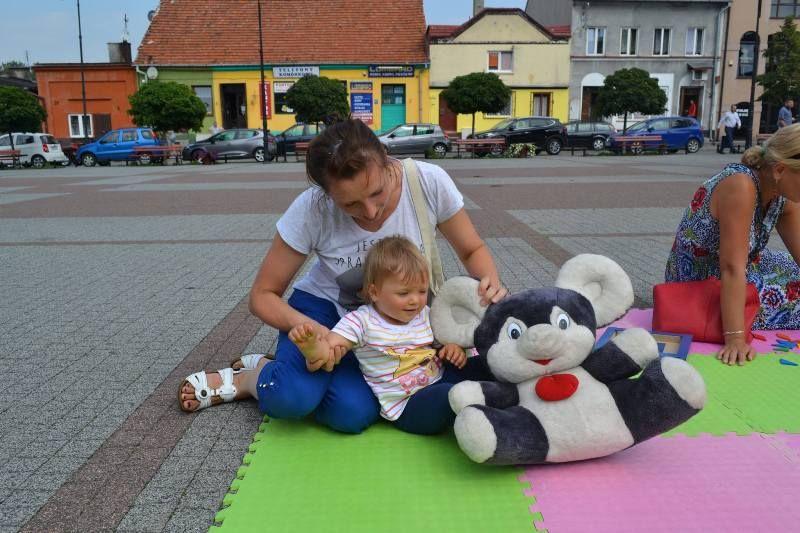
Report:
350,81,373,91
259,82,271,119
273,65,319,78
368,65,414,78
351,93,373,124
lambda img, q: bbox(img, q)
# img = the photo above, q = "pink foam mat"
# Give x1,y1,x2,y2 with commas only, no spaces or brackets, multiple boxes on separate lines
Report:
521,434,800,533
599,308,796,355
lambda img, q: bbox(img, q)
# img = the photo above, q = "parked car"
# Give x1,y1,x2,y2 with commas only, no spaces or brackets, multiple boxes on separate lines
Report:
565,121,616,151
469,116,567,155
76,127,160,166
275,123,324,156
378,123,450,156
606,116,704,154
182,129,276,163
0,132,69,168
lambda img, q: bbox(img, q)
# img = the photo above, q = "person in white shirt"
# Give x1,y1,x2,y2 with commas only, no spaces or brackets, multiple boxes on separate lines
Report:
717,105,742,154
289,236,489,435
178,119,507,435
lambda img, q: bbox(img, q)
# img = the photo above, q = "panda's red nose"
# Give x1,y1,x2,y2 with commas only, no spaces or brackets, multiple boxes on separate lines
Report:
534,359,552,365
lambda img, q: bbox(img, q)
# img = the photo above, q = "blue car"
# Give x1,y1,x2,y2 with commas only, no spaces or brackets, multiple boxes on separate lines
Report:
76,127,159,166
606,116,704,154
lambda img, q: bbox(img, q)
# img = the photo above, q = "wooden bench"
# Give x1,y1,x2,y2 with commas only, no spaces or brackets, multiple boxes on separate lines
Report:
450,138,506,158
613,135,666,155
294,141,310,162
0,149,22,168
130,144,183,165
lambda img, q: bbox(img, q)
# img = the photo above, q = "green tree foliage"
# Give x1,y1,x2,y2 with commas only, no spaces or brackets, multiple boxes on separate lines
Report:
128,81,206,135
758,17,800,105
594,68,668,131
285,75,350,125
441,72,511,134
0,86,47,150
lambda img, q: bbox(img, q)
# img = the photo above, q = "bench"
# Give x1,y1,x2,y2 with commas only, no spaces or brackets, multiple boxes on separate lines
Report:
0,149,22,168
280,141,311,163
613,135,666,155
566,146,589,156
130,144,183,165
450,138,506,158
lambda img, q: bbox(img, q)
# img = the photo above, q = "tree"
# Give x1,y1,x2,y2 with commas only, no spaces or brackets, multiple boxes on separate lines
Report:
757,17,800,106
440,72,511,135
594,67,668,131
128,81,206,136
0,86,46,151
285,75,349,125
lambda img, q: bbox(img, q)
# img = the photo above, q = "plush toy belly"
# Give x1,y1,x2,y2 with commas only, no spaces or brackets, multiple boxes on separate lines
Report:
518,368,635,462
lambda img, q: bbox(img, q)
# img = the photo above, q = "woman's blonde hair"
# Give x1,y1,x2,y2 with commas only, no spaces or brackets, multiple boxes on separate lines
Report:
742,123,800,171
363,236,429,301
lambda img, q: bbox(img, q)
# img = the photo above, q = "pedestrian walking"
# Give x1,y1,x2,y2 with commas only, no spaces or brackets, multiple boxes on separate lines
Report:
717,104,742,154
778,99,794,129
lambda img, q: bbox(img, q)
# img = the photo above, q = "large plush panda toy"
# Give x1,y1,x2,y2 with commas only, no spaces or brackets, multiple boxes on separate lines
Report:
430,254,706,465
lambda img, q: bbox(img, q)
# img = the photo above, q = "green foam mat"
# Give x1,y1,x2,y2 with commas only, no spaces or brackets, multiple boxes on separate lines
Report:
212,418,538,532
666,353,800,437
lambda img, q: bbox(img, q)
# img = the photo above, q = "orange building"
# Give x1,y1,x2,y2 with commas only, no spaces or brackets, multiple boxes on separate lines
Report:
34,57,138,142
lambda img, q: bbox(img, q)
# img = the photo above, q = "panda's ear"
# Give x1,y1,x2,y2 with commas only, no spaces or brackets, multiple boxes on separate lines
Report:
430,277,485,348
555,254,633,326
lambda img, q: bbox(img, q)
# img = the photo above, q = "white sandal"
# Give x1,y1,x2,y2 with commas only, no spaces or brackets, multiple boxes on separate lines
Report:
179,367,238,412
231,353,270,370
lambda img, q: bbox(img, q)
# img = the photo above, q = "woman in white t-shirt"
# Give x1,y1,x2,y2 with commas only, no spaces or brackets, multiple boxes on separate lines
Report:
178,119,507,433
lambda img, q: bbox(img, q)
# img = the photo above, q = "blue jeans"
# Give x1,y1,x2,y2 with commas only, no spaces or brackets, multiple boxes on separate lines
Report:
256,289,380,434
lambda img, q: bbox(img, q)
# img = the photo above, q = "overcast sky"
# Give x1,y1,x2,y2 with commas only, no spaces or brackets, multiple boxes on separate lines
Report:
0,0,527,66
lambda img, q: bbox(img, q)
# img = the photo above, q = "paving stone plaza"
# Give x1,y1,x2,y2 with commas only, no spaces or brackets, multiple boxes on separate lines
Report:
0,150,753,531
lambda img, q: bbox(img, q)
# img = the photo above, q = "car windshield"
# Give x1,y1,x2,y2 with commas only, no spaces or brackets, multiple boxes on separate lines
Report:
625,121,647,133
491,119,515,131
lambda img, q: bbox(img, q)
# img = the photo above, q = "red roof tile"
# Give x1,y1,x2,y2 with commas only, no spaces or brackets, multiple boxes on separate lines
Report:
427,25,460,39
546,25,571,38
136,0,428,66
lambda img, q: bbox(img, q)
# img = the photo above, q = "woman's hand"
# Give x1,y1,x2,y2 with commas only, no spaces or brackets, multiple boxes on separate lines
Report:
477,276,508,306
716,335,756,365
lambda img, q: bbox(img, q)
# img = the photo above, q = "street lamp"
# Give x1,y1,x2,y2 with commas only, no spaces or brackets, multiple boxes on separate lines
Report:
257,0,269,163
76,0,89,144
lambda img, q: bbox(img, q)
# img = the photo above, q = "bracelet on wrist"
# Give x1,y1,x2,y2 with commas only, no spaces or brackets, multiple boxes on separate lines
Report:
723,330,745,336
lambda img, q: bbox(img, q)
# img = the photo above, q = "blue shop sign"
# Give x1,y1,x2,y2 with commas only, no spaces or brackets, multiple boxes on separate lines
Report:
351,93,373,124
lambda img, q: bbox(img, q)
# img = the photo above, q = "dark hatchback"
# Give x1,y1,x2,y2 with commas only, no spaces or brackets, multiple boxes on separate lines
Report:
565,121,616,151
275,123,324,156
470,116,567,155
182,129,276,162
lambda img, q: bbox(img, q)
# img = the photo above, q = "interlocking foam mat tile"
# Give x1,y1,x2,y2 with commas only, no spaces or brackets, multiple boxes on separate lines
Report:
520,433,800,533
212,419,539,532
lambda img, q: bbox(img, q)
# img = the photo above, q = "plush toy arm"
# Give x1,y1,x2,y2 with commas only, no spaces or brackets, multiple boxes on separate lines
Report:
583,328,659,382
449,381,519,414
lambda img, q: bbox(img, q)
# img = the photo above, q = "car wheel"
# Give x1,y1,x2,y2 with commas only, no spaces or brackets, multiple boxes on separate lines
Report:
432,142,447,157
254,147,265,163
31,155,47,169
686,138,701,153
191,149,206,163
81,153,97,167
546,137,562,155
489,143,504,156
592,137,606,151
139,154,151,165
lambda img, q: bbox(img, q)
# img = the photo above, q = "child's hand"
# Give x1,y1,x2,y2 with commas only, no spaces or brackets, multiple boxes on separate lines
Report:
438,343,467,369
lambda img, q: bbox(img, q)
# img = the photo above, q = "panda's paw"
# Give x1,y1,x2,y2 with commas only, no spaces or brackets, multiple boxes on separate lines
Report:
454,406,497,463
661,357,707,409
449,381,486,414
612,327,659,368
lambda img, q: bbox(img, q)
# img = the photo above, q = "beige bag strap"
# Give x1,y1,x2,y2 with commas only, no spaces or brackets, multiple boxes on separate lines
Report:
403,158,445,295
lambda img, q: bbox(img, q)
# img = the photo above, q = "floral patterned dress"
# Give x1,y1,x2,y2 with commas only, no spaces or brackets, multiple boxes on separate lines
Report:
665,163,800,329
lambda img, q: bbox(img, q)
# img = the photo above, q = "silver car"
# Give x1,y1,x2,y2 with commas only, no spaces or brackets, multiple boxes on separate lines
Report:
378,123,450,156
182,128,276,163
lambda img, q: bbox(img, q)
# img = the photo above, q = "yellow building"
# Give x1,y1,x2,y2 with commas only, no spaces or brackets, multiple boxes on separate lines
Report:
428,8,571,135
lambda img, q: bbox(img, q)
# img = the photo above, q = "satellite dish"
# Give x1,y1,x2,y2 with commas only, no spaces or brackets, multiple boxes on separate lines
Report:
147,10,156,22
146,66,158,79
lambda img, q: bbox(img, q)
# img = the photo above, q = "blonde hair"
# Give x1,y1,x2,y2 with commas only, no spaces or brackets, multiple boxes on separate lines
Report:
742,123,800,171
363,236,428,301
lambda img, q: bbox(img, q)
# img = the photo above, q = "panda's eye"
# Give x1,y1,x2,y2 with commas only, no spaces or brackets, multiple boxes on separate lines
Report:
507,323,522,340
556,313,570,330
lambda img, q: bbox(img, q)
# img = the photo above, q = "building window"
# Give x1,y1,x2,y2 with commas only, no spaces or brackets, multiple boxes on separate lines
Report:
620,27,638,55
531,93,551,116
487,51,513,72
486,92,513,117
68,114,93,138
686,27,704,56
738,32,757,77
193,86,212,115
653,28,671,56
587,27,606,55
771,1,800,18
274,81,295,114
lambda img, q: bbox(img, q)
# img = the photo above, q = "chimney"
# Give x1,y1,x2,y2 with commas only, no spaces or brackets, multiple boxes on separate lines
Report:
107,41,132,64
473,0,484,16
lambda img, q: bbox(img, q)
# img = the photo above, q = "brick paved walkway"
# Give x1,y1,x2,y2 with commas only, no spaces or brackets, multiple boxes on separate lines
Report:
0,150,749,531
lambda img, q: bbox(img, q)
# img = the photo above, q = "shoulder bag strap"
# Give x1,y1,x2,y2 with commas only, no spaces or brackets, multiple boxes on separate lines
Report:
402,158,445,295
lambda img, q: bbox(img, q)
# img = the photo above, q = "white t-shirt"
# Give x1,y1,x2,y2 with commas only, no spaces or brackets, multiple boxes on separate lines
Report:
332,305,444,420
276,159,463,316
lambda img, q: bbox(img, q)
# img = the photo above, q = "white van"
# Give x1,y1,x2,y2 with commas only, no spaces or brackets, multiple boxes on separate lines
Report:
0,133,69,168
